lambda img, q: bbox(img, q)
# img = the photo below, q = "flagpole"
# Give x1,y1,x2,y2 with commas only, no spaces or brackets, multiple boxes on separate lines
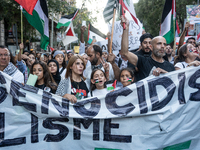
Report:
173,0,176,52
21,9,23,45
109,8,116,54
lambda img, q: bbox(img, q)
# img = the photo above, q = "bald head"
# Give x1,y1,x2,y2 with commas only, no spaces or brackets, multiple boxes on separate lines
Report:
150,36,167,58
151,36,166,45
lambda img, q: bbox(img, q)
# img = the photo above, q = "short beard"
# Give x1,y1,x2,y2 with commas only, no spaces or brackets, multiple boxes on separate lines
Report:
91,55,98,65
153,49,165,58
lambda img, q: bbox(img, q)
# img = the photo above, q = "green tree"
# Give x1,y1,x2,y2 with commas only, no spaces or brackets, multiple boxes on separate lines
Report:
135,0,197,37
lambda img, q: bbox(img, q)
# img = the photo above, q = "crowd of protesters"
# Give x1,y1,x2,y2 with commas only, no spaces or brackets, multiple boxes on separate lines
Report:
1,16,200,103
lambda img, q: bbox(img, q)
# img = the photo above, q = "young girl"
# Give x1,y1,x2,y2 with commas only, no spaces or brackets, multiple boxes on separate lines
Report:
90,69,108,96
30,60,57,93
119,68,134,87
56,55,90,103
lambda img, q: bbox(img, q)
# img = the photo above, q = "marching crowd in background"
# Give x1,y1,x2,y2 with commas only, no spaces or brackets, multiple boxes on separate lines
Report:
1,16,200,103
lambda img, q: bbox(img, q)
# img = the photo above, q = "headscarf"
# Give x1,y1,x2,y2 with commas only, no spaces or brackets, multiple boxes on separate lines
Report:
47,59,61,85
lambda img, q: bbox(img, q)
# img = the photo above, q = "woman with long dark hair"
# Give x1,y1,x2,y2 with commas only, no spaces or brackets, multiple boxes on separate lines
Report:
47,59,61,85
174,43,200,70
30,60,57,93
56,55,90,103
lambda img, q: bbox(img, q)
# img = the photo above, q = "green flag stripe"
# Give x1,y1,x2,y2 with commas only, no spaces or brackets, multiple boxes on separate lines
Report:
56,21,71,29
163,140,191,150
163,15,175,44
23,9,44,35
107,86,114,90
40,35,49,50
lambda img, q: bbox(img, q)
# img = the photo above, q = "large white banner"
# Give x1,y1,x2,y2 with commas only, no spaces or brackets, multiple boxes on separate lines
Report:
1,66,200,149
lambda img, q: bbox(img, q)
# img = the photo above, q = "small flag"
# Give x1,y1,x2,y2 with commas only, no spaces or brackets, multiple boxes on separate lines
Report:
95,79,99,83
49,46,55,52
87,23,106,44
62,22,78,46
127,77,132,82
119,0,138,25
56,9,78,29
112,79,117,89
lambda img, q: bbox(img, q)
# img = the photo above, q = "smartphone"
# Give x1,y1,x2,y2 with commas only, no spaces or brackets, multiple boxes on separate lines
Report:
82,21,86,27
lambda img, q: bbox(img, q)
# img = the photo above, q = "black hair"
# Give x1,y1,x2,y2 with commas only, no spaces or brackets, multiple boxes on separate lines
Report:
119,68,135,83
139,33,153,43
90,69,106,91
30,60,57,93
93,45,102,56
174,44,188,65
186,37,196,43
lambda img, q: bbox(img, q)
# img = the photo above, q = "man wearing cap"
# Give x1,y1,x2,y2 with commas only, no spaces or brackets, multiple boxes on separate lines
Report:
0,45,24,83
53,51,66,78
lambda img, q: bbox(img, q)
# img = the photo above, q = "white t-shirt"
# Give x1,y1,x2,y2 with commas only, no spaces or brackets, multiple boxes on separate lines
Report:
92,88,109,97
84,62,115,81
175,62,188,69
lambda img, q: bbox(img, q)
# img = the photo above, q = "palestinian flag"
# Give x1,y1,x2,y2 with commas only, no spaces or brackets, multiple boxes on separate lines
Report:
56,9,78,29
16,0,49,50
160,0,176,44
87,23,106,44
62,22,78,46
119,0,138,25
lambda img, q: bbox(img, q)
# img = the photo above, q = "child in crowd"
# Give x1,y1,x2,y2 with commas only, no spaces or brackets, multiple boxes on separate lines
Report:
119,68,135,87
30,60,57,93
90,69,108,96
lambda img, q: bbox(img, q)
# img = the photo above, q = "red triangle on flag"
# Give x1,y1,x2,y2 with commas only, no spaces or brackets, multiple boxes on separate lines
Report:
66,28,74,36
15,0,38,15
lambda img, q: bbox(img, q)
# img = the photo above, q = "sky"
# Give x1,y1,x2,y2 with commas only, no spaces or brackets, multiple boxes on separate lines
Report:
76,0,139,35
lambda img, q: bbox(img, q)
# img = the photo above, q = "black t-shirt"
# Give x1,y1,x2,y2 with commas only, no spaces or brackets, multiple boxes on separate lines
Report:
71,80,89,100
135,56,175,81
134,50,151,57
35,84,56,94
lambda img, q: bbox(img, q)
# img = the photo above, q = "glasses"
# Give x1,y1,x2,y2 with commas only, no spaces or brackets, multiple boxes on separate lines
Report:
0,54,10,57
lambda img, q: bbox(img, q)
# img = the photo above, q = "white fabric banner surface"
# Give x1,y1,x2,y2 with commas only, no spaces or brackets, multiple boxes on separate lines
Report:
1,66,200,149
109,20,142,55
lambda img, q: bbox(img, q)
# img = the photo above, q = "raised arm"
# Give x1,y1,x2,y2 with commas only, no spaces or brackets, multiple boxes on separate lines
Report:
177,22,189,52
120,16,138,66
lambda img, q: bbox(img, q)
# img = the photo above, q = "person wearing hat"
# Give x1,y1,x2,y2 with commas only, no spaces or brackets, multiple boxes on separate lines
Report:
53,50,66,78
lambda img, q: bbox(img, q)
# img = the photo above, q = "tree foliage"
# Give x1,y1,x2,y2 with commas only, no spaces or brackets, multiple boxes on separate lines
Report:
135,0,197,37
0,0,97,47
